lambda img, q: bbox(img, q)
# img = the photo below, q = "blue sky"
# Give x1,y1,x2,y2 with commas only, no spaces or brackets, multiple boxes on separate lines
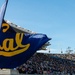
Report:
0,0,75,53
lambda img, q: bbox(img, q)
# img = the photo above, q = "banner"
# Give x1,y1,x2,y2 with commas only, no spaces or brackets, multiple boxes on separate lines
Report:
0,0,51,68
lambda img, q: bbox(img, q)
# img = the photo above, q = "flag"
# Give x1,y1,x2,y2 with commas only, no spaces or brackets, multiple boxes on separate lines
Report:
0,29,51,68
0,0,8,29
0,0,51,68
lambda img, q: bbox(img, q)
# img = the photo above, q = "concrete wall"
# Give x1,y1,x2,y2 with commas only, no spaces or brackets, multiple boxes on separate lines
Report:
0,69,75,75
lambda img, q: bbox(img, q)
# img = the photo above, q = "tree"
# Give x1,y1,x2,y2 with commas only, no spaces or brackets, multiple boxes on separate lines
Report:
66,47,73,54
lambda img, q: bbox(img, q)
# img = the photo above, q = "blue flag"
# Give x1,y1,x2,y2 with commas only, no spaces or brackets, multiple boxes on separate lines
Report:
0,0,51,68
0,0,8,29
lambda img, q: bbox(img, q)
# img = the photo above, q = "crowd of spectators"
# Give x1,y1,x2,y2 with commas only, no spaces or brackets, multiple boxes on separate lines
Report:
16,53,75,74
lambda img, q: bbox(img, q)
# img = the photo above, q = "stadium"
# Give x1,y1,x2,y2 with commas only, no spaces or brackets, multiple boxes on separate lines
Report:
0,0,75,75
6,20,75,75
17,53,75,75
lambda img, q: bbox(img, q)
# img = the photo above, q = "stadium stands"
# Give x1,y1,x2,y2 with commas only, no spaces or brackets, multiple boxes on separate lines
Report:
5,20,75,75
17,53,75,74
